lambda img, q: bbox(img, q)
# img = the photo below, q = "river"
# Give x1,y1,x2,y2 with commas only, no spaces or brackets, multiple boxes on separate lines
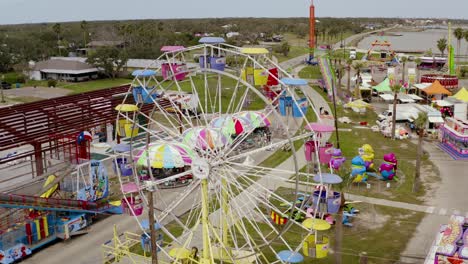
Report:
358,29,468,55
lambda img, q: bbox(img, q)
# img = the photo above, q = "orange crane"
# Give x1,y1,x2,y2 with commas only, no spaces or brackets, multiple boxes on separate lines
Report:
307,0,317,65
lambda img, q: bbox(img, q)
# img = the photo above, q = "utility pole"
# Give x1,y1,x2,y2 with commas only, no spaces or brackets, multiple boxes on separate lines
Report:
147,184,159,264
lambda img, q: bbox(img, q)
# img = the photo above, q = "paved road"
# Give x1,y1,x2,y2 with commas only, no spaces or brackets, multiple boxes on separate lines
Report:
402,141,468,262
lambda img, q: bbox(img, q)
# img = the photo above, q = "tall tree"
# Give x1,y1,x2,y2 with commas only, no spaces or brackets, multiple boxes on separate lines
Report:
400,56,408,86
436,38,447,56
413,112,428,193
86,47,128,79
0,45,13,72
80,20,88,47
390,83,402,140
464,30,468,57
454,28,464,64
352,61,364,99
52,23,62,56
414,57,422,83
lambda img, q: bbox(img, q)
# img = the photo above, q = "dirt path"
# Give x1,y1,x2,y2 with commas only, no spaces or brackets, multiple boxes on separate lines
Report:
4,86,71,100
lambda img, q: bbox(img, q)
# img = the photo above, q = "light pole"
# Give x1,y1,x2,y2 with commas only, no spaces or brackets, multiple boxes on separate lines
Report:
144,181,159,264
331,69,340,149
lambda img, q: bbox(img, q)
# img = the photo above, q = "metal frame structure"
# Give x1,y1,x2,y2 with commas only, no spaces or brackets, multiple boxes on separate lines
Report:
0,85,172,178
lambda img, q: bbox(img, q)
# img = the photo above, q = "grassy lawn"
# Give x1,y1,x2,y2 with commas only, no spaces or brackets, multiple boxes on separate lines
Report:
309,85,440,204
25,78,132,94
298,65,322,79
235,186,426,263
273,46,309,63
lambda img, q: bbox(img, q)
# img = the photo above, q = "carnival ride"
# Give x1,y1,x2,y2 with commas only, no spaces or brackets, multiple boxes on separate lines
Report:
430,215,468,263
362,36,399,65
0,159,124,264
108,37,347,264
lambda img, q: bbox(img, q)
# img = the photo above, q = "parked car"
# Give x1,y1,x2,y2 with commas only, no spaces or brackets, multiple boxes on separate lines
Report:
1,81,11,89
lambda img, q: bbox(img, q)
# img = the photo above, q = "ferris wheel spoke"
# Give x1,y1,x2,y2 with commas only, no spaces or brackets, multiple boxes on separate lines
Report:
221,130,312,164
222,164,309,218
121,111,179,141
221,177,295,260
224,161,317,184
155,180,201,222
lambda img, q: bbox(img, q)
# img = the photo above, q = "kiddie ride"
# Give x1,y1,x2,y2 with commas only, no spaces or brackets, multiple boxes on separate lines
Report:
0,160,125,264
350,144,398,183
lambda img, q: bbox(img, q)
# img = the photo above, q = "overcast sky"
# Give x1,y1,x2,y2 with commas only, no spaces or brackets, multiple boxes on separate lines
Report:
0,0,465,25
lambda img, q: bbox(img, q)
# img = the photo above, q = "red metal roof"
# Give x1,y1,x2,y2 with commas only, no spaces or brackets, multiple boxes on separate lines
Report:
0,85,170,152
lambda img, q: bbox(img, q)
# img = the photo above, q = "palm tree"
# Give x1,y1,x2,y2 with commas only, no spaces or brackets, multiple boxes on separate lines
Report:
52,23,61,56
80,20,88,47
454,28,464,64
436,38,447,56
464,30,468,57
414,57,422,83
390,83,402,140
401,56,408,86
413,112,428,193
352,61,365,99
346,58,352,95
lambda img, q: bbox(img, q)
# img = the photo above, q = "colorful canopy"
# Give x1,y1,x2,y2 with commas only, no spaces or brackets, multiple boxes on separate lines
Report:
313,173,343,184
210,116,251,135
372,78,392,93
121,182,140,194
305,122,335,132
115,104,139,112
423,80,452,96
302,218,331,231
277,250,304,263
240,47,269,55
182,127,230,149
453,87,468,102
280,78,308,86
134,142,194,168
199,37,225,44
131,69,156,77
234,111,271,128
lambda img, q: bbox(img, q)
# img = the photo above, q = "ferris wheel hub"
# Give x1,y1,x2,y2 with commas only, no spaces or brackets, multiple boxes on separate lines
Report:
192,157,211,180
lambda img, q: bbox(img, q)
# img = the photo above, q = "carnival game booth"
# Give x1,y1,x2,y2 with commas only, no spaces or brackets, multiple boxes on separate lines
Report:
428,215,468,263
421,80,452,102
421,74,458,91
439,117,468,159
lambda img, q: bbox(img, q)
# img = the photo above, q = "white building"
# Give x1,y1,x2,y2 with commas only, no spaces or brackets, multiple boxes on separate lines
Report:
28,58,99,82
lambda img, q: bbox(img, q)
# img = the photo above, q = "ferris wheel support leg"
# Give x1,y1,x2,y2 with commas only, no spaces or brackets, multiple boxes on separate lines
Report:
201,179,213,264
148,190,159,264
221,177,230,260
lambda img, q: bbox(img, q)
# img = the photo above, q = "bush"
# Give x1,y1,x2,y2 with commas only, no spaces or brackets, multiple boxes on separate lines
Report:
47,79,57,87
16,75,26,83
460,67,467,78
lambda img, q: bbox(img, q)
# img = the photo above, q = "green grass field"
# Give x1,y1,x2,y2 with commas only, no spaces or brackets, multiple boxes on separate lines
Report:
273,46,309,63
268,188,426,263
298,65,322,79
25,78,132,94
310,85,439,204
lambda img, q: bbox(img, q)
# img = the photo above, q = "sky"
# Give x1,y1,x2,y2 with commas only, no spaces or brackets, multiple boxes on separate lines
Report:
0,0,466,25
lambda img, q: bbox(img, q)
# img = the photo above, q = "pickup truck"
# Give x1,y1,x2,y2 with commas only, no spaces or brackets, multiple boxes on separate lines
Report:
1,81,12,89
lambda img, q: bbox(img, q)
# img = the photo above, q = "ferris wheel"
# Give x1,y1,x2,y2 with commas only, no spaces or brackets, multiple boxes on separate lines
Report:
113,37,330,264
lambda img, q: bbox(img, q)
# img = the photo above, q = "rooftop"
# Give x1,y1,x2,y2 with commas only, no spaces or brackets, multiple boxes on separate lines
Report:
33,59,98,73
